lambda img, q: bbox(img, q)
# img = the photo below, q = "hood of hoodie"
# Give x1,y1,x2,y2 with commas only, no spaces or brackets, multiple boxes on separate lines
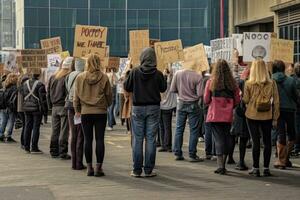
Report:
84,71,103,85
138,47,157,80
75,58,85,72
273,72,286,83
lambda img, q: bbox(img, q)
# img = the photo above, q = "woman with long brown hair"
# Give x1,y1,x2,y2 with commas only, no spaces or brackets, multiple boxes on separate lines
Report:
47,57,73,159
74,54,112,177
204,59,240,175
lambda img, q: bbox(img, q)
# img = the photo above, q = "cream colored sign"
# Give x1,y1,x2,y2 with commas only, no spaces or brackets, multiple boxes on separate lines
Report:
40,37,63,54
271,38,294,63
129,30,150,67
154,39,184,72
73,24,108,58
183,43,209,73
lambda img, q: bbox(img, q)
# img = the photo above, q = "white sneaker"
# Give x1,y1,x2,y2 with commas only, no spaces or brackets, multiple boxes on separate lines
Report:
198,137,205,143
106,127,113,131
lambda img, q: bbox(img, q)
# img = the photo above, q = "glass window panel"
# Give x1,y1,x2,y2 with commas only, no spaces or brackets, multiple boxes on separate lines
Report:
90,9,100,25
90,0,109,8
25,27,49,48
180,0,208,8
110,28,126,56
50,0,67,7
25,0,49,7
115,10,126,28
60,9,76,28
160,10,178,28
159,0,178,9
149,28,159,39
128,0,159,9
138,10,149,29
38,8,49,27
127,10,137,28
25,8,38,26
50,8,60,27
76,9,88,25
160,28,178,41
100,10,115,27
149,10,159,28
110,0,126,9
66,28,75,52
68,0,88,8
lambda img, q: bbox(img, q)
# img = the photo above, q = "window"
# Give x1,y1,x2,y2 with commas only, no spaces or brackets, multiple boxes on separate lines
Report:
115,10,126,28
100,10,115,27
160,10,178,28
68,0,88,8
76,9,88,25
110,0,126,9
137,10,149,28
90,0,109,8
149,10,159,28
127,10,137,28
25,0,49,7
90,9,100,25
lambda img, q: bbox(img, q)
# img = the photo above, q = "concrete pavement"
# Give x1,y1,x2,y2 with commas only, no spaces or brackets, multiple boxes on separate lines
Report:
0,122,300,200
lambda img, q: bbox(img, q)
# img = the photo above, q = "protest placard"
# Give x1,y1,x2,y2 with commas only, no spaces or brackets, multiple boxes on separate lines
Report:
108,57,120,70
270,38,294,63
183,43,209,73
150,39,160,48
154,39,184,72
60,51,70,60
0,63,4,74
19,49,47,68
73,25,108,58
47,54,62,67
2,51,19,72
129,30,150,67
232,34,243,56
204,45,212,59
40,37,63,54
243,32,271,62
119,58,129,73
210,37,235,63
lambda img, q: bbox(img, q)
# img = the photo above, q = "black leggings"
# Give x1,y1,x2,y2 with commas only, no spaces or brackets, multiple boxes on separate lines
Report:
246,118,272,168
81,114,107,164
239,137,248,163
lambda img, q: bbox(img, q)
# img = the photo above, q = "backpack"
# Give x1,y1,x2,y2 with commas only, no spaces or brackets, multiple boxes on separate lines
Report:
255,83,273,112
6,88,18,112
24,80,41,111
0,88,6,109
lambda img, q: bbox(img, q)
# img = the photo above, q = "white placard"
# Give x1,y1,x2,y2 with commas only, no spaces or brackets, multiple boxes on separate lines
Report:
47,54,62,67
210,37,235,63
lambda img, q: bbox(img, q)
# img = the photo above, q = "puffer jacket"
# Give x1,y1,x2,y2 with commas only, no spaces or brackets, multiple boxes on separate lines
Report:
20,78,48,115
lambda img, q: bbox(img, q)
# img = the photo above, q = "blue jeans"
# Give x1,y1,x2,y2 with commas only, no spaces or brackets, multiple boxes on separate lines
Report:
107,87,116,128
204,121,216,156
174,101,201,158
131,105,160,175
0,109,16,138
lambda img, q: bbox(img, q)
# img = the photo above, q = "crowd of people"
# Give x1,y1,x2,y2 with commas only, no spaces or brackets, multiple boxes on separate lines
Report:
0,47,300,178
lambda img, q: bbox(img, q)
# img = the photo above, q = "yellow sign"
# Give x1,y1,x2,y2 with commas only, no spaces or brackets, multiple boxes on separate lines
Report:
60,51,70,60
271,38,294,63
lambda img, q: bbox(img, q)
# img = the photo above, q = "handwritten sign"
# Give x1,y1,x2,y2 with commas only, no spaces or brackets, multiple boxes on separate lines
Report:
210,37,235,63
243,32,271,62
154,39,184,72
47,54,61,67
19,49,47,68
150,39,160,48
271,38,294,63
73,24,108,58
2,51,19,72
60,51,70,60
108,57,120,69
183,43,209,73
129,30,150,67
40,37,63,54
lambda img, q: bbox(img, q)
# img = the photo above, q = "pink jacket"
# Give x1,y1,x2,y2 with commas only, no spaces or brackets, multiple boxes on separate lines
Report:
204,79,241,123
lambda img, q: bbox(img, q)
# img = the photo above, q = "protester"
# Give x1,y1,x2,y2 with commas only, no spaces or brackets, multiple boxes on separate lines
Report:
204,59,240,175
272,60,298,169
0,73,18,142
293,62,300,155
158,64,177,152
117,70,126,126
74,54,112,177
106,68,118,131
47,57,73,159
20,69,48,153
243,58,280,177
170,60,203,162
124,47,167,177
122,63,133,135
231,67,250,170
65,58,85,170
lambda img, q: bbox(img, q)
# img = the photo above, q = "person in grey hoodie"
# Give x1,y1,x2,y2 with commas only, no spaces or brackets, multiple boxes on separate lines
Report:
65,58,85,170
124,48,167,178
272,60,298,169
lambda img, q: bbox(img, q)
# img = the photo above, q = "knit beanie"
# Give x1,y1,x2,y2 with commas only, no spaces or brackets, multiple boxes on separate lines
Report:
62,57,74,69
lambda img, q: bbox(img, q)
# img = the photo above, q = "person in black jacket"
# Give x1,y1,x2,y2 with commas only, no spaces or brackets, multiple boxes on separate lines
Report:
124,47,167,177
20,70,48,154
0,73,18,142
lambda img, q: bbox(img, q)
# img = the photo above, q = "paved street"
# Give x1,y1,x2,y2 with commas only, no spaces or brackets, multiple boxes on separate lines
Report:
0,121,300,200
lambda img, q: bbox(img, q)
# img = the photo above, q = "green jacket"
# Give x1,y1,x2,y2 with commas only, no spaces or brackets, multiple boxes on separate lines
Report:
272,72,298,112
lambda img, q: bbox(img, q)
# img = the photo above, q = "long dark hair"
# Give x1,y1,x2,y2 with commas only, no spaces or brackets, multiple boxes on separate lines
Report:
210,59,237,92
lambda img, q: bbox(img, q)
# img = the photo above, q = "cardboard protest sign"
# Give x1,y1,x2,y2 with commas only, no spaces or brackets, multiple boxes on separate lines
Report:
150,39,160,48
154,39,184,72
129,30,150,67
0,63,4,74
2,51,19,73
210,37,235,63
47,54,62,67
243,32,271,62
108,57,120,69
101,46,109,68
60,51,70,60
73,24,108,58
232,34,243,56
204,45,212,59
40,37,63,54
183,43,209,73
19,49,47,68
271,38,294,63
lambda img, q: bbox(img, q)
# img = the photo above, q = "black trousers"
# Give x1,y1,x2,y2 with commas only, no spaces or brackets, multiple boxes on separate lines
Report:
159,109,174,150
277,111,296,144
81,114,107,164
210,123,231,156
246,118,272,168
24,112,42,151
19,112,25,146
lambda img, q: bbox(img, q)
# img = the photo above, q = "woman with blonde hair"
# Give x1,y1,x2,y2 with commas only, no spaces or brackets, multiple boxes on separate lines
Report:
0,73,18,142
47,57,73,159
74,54,112,177
243,58,280,177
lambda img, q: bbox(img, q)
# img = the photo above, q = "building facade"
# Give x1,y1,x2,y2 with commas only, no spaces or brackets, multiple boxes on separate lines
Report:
15,0,228,56
0,0,16,49
229,0,300,62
